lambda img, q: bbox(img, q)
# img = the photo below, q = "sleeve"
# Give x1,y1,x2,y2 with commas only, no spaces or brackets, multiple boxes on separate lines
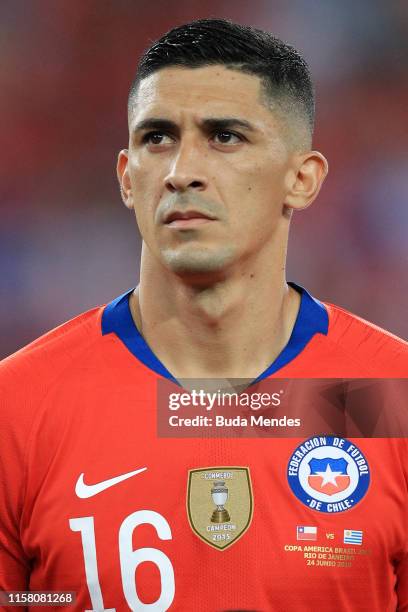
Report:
0,360,31,594
396,548,408,611
396,438,408,610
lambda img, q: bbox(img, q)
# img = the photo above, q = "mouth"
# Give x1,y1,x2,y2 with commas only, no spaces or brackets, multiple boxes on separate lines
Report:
164,209,217,228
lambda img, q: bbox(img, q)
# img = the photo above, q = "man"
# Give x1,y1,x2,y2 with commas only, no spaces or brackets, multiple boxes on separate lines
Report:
0,18,407,612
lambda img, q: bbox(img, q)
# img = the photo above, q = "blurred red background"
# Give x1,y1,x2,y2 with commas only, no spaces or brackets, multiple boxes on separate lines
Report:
1,0,407,358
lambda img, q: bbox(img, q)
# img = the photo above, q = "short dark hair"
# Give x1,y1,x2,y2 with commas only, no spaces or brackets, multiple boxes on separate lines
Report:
128,18,315,140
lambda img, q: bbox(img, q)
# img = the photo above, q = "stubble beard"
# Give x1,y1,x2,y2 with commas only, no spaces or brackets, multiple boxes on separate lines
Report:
160,244,236,278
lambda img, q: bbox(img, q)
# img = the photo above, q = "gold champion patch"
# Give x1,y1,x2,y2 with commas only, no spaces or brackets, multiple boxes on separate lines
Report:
186,467,253,550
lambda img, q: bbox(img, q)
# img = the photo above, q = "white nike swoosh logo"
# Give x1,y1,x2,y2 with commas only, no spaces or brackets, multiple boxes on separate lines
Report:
75,467,147,498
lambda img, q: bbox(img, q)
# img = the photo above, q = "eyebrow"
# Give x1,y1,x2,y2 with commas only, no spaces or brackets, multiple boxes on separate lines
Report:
132,118,178,134
201,117,256,132
131,117,257,134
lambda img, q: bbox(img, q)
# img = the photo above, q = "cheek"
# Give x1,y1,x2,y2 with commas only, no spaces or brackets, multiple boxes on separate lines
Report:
227,166,288,240
238,166,287,212
129,157,152,195
129,158,161,219
229,152,288,193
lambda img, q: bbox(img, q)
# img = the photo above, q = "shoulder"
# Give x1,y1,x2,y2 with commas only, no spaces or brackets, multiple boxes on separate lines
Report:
0,303,105,408
0,304,107,502
323,301,408,375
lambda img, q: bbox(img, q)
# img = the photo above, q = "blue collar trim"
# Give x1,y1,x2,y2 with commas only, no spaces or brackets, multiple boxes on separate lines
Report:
252,282,328,382
102,289,178,382
101,282,328,382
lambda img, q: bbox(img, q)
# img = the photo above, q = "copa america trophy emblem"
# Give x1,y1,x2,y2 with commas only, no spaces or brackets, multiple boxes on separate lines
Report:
210,481,231,523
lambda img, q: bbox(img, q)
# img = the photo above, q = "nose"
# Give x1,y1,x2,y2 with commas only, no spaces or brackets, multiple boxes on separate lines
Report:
164,141,208,193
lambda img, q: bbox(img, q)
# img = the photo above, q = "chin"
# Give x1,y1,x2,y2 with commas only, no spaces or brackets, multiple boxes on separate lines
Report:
161,246,235,278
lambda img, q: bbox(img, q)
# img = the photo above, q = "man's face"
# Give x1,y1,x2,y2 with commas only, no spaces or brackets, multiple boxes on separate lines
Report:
120,65,301,278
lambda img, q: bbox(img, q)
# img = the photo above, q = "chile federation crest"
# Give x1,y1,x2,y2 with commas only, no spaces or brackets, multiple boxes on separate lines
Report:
287,436,370,513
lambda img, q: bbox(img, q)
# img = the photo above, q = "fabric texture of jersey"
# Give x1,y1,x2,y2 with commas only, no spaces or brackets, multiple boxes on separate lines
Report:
1,284,407,612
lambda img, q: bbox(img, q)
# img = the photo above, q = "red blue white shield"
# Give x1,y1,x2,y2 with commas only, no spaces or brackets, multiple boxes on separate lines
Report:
307,457,350,495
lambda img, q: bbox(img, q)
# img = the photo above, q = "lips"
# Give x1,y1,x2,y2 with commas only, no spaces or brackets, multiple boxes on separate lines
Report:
164,210,216,224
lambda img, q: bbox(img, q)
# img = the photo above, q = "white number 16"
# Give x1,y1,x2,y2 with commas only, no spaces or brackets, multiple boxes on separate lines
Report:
70,510,175,611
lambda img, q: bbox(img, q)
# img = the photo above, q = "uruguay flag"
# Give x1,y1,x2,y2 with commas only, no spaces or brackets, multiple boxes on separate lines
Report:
344,529,363,545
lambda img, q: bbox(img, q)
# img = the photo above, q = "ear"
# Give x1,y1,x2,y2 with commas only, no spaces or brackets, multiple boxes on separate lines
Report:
116,149,134,210
284,151,328,212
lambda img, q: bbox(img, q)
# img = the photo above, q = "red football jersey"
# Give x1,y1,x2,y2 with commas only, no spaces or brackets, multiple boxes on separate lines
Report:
0,283,407,611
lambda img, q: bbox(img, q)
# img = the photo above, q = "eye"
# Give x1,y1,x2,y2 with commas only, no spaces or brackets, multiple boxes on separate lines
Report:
142,131,174,146
212,131,243,145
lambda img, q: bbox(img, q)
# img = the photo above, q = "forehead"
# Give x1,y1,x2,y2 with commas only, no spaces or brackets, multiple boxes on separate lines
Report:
130,66,273,127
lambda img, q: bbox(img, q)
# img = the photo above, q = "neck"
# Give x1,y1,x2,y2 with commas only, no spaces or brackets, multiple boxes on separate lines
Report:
130,244,301,380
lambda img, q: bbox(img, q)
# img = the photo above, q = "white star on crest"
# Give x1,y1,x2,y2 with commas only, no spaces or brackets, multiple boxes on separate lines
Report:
315,464,342,487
